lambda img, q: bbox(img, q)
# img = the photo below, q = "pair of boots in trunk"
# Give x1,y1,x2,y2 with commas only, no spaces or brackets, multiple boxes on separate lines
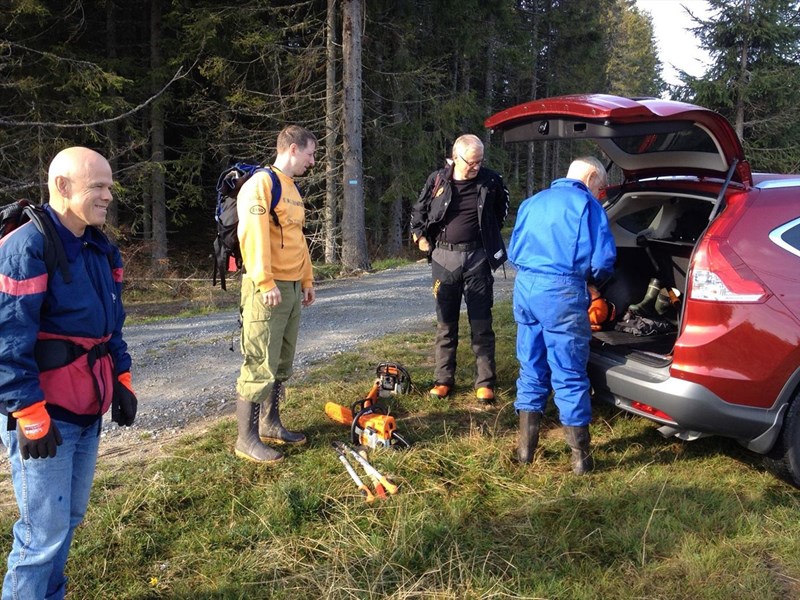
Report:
235,381,305,463
517,411,593,475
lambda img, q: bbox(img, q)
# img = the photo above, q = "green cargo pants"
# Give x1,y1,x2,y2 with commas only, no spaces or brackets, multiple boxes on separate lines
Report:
236,278,302,403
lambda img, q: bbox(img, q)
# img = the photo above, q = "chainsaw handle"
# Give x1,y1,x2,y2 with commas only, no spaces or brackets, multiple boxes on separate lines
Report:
349,404,387,446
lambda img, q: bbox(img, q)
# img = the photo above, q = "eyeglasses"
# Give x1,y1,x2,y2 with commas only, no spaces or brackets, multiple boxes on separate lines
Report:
458,154,483,169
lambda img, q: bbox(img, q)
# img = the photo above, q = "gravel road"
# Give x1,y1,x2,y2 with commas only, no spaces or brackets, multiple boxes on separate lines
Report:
99,260,517,453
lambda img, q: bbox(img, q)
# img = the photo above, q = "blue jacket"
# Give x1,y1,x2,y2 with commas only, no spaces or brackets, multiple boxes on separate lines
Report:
508,178,616,282
0,206,130,423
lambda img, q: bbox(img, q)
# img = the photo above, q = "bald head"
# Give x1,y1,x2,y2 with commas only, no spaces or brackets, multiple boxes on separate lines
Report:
47,147,114,236
567,157,607,198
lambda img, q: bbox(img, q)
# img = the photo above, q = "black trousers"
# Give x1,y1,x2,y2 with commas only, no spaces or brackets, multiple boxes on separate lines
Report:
430,247,496,389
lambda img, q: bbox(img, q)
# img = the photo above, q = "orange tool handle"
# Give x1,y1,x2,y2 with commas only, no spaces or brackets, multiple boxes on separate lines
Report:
364,381,380,404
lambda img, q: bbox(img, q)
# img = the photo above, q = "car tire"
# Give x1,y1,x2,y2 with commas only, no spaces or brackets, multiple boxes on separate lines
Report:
764,390,800,488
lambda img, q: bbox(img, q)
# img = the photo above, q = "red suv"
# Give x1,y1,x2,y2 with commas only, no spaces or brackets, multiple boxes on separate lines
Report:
485,94,800,486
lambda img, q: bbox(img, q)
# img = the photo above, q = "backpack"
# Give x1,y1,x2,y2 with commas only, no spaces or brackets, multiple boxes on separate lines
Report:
0,200,73,283
212,163,281,290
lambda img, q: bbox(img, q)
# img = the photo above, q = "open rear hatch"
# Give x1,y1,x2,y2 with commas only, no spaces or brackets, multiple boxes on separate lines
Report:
485,95,752,363
484,94,752,186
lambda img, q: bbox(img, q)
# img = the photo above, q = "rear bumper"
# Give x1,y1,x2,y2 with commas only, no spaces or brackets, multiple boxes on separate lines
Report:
588,350,785,453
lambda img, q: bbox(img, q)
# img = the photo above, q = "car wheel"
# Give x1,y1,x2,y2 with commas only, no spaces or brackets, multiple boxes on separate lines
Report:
764,390,800,488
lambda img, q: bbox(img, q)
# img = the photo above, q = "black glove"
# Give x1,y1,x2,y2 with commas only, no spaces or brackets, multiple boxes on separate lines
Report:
112,373,137,427
12,401,63,459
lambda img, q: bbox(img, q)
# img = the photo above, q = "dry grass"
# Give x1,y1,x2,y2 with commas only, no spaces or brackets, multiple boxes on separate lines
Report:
1,302,799,599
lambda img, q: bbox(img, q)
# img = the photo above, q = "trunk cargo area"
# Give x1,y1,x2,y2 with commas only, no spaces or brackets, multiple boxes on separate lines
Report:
590,192,714,365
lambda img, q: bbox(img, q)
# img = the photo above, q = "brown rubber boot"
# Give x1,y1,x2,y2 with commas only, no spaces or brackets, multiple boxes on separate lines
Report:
258,382,307,445
234,396,283,463
563,425,594,475
517,411,542,464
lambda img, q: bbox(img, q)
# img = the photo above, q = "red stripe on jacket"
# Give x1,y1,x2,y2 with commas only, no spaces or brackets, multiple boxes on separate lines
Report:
0,272,48,296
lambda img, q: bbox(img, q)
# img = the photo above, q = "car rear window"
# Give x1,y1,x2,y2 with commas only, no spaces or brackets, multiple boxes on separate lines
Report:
612,126,719,156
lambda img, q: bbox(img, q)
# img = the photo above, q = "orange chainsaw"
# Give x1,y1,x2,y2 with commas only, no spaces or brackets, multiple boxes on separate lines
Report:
325,362,411,449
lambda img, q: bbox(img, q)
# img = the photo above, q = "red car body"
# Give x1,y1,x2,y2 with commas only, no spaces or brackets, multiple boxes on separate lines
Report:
486,94,800,485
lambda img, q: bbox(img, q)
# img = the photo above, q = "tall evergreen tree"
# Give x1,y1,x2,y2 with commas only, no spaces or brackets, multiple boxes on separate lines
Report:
0,0,134,201
675,0,800,172
606,0,664,97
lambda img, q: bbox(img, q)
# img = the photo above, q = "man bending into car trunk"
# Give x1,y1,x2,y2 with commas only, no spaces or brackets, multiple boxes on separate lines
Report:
508,156,616,474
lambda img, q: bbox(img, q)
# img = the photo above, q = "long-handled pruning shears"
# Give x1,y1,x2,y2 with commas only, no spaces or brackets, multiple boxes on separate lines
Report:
333,440,399,497
332,442,376,503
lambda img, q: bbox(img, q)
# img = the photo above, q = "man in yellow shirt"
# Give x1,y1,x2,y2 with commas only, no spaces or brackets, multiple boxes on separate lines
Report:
234,125,317,463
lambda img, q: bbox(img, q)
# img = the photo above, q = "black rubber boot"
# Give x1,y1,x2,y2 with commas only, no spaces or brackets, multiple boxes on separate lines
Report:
563,426,593,475
628,277,662,316
517,411,542,464
259,382,307,445
234,397,283,463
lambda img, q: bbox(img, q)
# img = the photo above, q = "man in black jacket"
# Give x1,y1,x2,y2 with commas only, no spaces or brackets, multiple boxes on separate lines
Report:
410,134,509,403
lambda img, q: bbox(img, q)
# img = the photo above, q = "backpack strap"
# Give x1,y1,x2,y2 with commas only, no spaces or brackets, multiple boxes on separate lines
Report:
263,166,282,224
23,205,72,284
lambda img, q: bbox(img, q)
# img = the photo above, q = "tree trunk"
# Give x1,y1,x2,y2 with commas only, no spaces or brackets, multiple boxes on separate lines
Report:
105,0,119,232
385,75,406,256
150,0,168,267
483,17,496,148
734,0,750,141
340,0,369,271
526,0,540,198
324,0,339,264
386,196,403,255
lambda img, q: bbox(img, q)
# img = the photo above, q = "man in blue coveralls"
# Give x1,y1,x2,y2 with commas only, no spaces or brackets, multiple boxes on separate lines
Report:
508,156,616,474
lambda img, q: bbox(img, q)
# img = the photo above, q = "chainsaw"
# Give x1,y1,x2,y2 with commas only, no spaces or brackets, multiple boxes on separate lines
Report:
324,362,411,449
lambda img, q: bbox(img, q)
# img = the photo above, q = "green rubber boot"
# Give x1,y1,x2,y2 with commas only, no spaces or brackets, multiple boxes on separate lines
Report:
628,278,662,316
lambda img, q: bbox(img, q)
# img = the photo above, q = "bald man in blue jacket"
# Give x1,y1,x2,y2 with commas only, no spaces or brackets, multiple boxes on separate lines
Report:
508,156,616,474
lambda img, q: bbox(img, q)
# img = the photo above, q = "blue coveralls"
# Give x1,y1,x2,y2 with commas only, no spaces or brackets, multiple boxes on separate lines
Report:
508,178,616,426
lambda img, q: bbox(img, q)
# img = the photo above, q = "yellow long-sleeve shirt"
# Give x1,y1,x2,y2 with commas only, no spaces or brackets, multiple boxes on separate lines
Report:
236,168,313,291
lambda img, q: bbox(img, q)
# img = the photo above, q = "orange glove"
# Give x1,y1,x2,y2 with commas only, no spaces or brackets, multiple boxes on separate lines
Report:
112,372,137,427
118,371,134,393
588,297,616,331
12,400,63,459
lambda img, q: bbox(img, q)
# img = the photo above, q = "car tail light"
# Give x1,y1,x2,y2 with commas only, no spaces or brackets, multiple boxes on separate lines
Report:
688,198,770,303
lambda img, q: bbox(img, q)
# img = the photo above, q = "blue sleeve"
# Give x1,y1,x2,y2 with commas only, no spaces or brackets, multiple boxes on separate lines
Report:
588,200,616,282
0,230,48,412
107,246,131,375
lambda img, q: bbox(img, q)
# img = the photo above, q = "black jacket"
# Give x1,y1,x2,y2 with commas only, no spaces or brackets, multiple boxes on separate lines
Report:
410,161,509,270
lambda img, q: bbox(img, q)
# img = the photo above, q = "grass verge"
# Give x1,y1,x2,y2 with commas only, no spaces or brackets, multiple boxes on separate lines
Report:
2,302,799,599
